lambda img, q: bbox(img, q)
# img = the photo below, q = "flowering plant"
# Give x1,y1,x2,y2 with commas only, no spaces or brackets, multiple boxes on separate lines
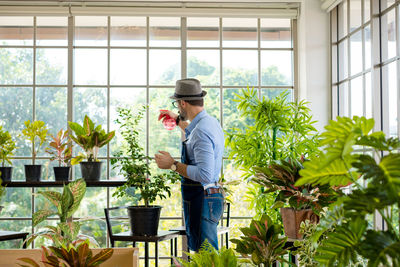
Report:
111,106,179,207
252,158,336,212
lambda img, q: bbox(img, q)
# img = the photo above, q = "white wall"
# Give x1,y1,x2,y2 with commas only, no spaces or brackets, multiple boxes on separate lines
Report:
297,0,331,132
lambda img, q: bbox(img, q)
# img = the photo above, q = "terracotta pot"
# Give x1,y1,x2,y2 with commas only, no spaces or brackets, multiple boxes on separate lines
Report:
280,207,319,239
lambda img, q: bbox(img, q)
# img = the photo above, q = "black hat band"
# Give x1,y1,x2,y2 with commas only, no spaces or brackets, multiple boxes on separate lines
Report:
173,92,204,98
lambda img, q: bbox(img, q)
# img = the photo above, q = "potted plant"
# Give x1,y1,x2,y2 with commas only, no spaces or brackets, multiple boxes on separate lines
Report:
295,116,400,266
0,126,16,181
22,120,48,181
174,239,240,267
230,214,291,266
18,240,114,267
112,106,179,236
226,88,320,220
68,115,115,181
24,178,96,247
252,158,336,239
45,129,72,181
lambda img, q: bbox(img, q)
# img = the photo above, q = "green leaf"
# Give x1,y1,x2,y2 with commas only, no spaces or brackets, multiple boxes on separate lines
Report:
60,184,74,222
17,258,41,267
32,209,57,227
67,178,86,218
87,248,114,266
37,191,61,209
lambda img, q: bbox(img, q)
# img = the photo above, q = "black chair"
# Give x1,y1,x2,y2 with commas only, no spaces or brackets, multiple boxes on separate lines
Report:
170,202,231,251
104,206,179,267
0,230,29,248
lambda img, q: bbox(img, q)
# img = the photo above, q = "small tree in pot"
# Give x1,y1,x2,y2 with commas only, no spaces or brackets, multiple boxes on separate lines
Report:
22,120,48,181
112,106,179,236
46,129,72,181
0,126,16,181
68,115,115,181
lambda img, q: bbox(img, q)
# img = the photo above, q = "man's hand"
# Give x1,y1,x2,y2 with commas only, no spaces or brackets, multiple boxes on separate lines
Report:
154,151,174,169
158,110,178,121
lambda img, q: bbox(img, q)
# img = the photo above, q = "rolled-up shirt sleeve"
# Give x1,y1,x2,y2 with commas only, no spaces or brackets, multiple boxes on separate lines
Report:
186,129,215,185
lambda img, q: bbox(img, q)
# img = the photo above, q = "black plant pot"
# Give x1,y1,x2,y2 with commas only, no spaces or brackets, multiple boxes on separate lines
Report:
24,165,42,181
127,205,162,236
80,161,102,181
54,166,70,181
0,167,12,181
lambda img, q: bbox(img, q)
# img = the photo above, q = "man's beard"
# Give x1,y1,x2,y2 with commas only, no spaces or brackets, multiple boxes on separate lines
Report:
178,109,187,121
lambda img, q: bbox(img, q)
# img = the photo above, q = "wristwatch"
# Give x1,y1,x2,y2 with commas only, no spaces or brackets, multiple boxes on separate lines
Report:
170,161,179,171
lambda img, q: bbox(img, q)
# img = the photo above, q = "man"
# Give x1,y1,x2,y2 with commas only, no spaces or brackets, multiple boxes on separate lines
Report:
154,78,225,251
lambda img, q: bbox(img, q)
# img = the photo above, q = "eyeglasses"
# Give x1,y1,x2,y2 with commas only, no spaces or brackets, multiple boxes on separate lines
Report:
172,100,179,108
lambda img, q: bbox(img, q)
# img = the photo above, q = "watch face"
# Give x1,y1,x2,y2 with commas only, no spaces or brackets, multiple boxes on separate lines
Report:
171,164,177,171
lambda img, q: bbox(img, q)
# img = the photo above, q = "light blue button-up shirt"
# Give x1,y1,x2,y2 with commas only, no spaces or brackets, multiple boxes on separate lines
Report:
184,110,224,187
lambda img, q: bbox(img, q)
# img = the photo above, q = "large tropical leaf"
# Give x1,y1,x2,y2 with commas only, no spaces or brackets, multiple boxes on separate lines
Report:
60,184,74,222
315,217,367,266
67,178,86,217
17,258,41,267
32,209,57,227
359,230,400,267
87,248,114,266
37,191,61,209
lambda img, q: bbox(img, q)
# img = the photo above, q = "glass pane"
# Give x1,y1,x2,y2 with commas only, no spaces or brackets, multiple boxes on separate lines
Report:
75,187,107,217
153,183,181,217
0,88,32,156
110,88,146,156
36,87,67,136
36,48,67,85
332,44,338,82
204,88,220,123
187,50,219,86
382,9,396,61
74,49,107,85
350,30,362,75
381,0,396,10
339,40,348,81
364,0,370,23
11,159,31,180
80,220,107,247
261,88,293,101
0,16,33,46
350,76,363,117
339,82,349,116
36,17,68,46
149,49,180,85
149,17,180,47
149,88,180,157
365,25,371,70
0,48,33,85
338,1,348,39
0,188,32,217
387,62,398,137
110,16,146,47
365,72,372,118
223,50,257,86
261,19,291,48
187,17,219,47
75,16,107,46
223,160,255,217
110,49,146,85
261,51,293,86
350,0,362,32
222,18,257,48
223,88,249,132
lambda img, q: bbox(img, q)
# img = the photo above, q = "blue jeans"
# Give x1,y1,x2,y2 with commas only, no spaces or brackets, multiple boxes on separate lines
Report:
182,182,224,251
200,192,224,250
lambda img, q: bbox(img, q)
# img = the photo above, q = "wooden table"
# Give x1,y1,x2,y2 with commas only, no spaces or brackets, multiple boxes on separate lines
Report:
0,231,29,248
111,230,180,267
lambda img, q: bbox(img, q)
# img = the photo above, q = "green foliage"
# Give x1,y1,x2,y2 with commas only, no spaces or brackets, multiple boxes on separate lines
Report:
21,120,48,161
226,87,320,218
0,126,16,167
68,115,115,163
0,178,5,204
111,106,179,206
18,239,113,267
174,240,240,267
26,179,87,247
295,116,400,266
230,214,290,266
253,159,336,212
45,129,72,167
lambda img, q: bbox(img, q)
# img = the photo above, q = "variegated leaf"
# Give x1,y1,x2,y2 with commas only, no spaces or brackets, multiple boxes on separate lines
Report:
32,210,57,227
37,191,61,209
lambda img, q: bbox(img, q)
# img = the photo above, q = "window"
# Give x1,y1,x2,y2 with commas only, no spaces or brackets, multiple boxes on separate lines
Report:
0,15,295,261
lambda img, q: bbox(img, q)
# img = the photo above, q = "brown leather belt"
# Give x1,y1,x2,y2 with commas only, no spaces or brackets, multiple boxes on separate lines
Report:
204,188,221,195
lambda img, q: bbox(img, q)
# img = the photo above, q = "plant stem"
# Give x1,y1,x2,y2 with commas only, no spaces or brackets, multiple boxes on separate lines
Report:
272,127,277,161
